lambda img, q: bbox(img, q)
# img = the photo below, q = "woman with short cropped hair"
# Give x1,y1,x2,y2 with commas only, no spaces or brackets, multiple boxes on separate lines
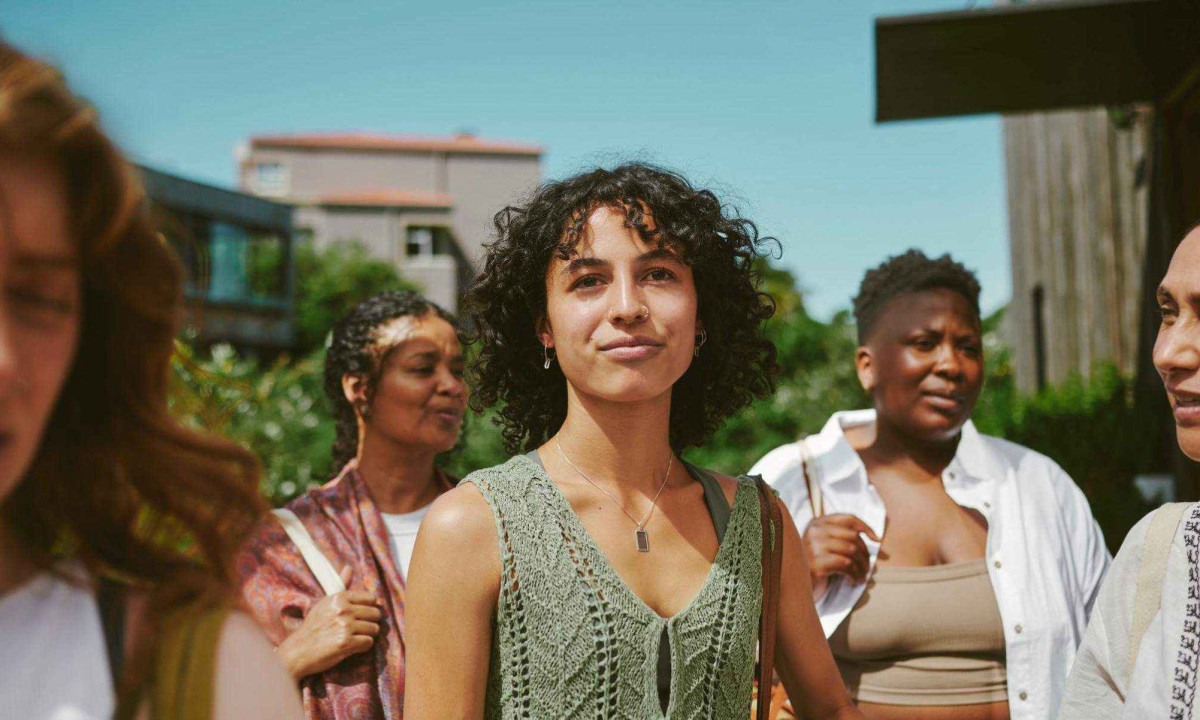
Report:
751,250,1109,720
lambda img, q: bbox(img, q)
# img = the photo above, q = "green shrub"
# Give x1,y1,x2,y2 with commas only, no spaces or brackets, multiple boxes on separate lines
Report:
170,342,336,505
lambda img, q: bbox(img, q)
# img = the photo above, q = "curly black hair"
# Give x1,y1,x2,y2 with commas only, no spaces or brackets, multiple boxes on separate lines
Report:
324,290,457,472
464,162,778,455
852,249,982,344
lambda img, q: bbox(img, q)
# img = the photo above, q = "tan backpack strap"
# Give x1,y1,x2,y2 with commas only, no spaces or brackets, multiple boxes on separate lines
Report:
755,477,784,720
140,605,228,720
799,439,822,519
1127,502,1191,684
272,508,346,596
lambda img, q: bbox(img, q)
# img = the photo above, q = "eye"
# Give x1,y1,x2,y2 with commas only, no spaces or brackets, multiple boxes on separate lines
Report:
644,267,675,282
1160,304,1178,325
570,274,604,291
7,288,77,319
911,337,937,351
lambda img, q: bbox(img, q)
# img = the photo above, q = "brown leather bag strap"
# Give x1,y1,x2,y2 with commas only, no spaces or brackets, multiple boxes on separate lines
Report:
755,476,784,720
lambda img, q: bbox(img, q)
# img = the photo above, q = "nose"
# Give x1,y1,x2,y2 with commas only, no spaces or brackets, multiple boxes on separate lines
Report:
607,273,648,325
434,365,467,399
1154,317,1200,382
932,342,965,380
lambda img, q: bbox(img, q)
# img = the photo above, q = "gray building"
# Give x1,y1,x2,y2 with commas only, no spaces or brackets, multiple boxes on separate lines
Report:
238,132,542,311
140,165,297,354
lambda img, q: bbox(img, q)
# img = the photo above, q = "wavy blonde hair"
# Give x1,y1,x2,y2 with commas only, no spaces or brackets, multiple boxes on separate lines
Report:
0,38,267,675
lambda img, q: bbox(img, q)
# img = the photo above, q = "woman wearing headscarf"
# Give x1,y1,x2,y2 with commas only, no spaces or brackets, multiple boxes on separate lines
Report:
239,290,467,719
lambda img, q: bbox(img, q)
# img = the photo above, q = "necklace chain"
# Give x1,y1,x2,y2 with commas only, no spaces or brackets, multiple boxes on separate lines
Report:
555,438,673,530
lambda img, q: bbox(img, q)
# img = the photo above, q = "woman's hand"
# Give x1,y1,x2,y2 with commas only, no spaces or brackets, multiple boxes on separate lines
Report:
275,566,382,681
802,514,879,599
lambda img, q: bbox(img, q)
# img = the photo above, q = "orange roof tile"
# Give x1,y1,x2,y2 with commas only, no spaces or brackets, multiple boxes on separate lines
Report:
251,132,541,156
316,189,454,209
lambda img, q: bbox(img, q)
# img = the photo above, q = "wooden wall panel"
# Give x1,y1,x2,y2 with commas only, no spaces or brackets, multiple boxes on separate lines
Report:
1001,107,1150,393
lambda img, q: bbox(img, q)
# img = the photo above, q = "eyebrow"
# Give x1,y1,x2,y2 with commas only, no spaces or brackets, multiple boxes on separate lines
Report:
559,247,685,276
401,349,464,362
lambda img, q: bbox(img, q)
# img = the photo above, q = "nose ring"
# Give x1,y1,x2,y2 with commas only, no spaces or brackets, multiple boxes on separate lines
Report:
636,305,649,320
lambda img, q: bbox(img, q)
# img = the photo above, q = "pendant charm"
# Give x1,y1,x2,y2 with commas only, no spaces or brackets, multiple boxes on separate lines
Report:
636,528,650,553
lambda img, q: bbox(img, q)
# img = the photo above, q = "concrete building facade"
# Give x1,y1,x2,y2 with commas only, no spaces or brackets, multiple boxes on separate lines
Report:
238,132,542,311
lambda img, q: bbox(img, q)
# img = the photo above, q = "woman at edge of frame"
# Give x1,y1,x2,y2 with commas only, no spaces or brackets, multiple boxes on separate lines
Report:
750,250,1109,720
401,162,863,719
1059,225,1200,718
238,290,468,719
0,39,300,719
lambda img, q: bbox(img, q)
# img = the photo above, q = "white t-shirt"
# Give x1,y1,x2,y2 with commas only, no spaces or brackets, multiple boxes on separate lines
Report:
0,568,113,720
380,505,432,579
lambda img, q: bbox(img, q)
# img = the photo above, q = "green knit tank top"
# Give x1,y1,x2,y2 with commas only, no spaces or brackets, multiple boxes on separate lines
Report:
464,454,764,719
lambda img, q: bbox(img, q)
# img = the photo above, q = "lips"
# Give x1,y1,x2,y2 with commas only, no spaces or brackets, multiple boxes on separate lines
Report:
1171,391,1200,426
429,407,464,423
598,336,664,361
921,389,965,413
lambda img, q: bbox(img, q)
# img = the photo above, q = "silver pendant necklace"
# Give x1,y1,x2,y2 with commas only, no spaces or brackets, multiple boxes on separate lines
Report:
555,438,673,553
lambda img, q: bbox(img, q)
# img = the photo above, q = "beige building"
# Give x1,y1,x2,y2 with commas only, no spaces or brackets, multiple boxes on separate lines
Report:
239,132,542,311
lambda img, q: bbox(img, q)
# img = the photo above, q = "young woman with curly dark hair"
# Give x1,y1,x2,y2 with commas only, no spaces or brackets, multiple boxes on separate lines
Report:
239,290,466,720
402,163,862,719
0,39,300,719
751,249,1108,720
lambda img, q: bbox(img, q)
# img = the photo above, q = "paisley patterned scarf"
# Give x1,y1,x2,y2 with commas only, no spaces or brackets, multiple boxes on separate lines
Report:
238,461,451,720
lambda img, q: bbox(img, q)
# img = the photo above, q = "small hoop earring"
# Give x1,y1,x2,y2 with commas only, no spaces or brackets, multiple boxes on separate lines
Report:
694,330,707,357
543,345,556,370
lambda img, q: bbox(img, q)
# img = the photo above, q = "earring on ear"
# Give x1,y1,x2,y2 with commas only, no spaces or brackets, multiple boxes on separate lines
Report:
694,330,708,358
354,400,371,419
543,344,556,370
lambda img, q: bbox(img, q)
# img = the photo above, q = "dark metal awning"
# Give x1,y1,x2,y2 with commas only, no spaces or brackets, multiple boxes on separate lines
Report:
876,0,1200,122
139,165,293,232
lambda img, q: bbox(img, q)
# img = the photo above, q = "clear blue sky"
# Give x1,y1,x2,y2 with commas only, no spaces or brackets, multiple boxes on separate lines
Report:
4,0,1006,320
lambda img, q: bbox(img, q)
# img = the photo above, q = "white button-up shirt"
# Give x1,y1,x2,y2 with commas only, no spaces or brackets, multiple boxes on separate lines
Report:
749,409,1111,720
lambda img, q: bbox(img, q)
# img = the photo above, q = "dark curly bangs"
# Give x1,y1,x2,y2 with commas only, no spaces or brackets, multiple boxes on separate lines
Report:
464,162,778,455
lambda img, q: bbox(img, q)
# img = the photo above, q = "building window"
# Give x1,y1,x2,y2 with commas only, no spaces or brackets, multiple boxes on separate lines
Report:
406,227,435,258
254,162,288,197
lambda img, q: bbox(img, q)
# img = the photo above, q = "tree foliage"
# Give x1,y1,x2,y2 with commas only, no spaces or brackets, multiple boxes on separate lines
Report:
293,240,418,353
170,257,1157,551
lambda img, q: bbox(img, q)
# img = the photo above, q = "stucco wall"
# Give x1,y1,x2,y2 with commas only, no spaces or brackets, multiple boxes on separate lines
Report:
444,154,542,266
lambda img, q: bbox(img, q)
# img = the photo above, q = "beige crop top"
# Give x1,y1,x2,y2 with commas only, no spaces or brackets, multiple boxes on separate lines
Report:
827,559,1008,706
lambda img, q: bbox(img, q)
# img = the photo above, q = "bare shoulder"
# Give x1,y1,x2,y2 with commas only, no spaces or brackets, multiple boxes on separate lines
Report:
421,481,497,545
212,611,303,719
